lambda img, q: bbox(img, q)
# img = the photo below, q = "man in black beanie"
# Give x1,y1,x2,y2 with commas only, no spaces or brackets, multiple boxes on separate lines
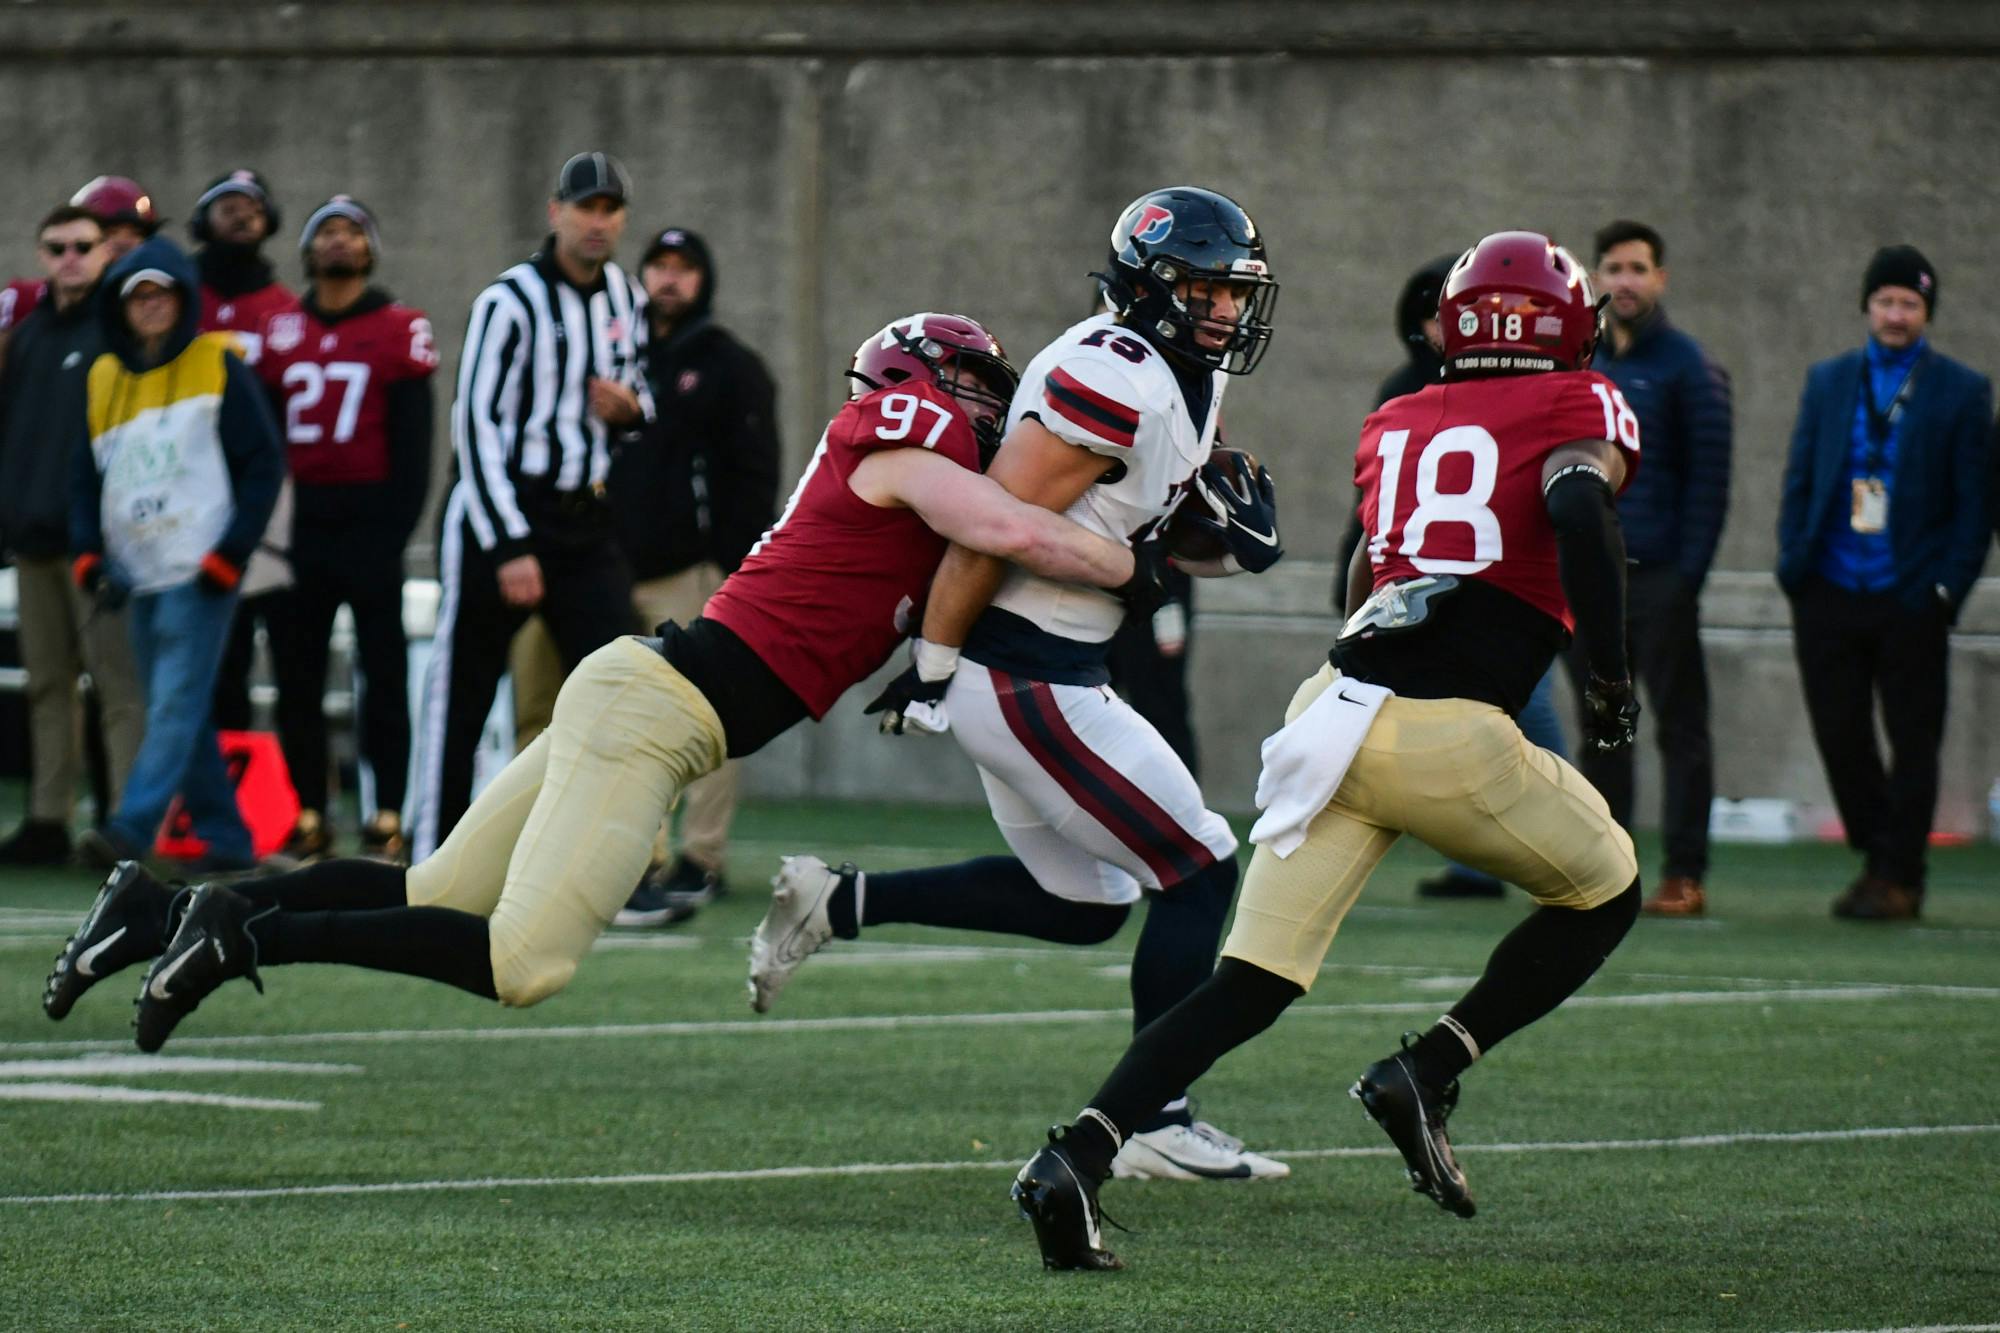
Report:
1777,245,1993,920
605,227,780,924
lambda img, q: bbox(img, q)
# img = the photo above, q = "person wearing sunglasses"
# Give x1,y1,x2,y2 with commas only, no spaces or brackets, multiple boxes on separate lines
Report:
0,205,147,865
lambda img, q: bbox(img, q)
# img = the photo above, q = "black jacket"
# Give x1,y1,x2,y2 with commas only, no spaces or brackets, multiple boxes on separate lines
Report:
610,315,779,579
1592,307,1733,585
0,284,106,557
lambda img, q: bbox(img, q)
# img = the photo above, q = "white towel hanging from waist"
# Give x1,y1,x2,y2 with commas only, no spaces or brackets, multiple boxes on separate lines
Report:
1248,675,1394,859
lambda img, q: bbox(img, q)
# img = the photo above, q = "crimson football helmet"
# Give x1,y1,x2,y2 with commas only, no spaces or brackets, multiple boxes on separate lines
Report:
1097,186,1278,376
1439,231,1601,376
847,313,1019,465
69,176,162,235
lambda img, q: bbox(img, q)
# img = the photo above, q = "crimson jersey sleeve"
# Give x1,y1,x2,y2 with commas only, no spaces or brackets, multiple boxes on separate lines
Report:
383,304,441,381
1353,371,1640,629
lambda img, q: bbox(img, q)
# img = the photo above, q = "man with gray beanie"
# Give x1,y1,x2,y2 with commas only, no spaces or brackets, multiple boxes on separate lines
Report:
256,196,439,862
1778,244,1993,921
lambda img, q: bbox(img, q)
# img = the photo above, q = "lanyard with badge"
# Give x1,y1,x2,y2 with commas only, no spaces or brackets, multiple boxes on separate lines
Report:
1850,352,1925,534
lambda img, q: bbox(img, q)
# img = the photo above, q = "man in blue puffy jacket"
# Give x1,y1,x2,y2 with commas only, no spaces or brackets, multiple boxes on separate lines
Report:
1583,221,1732,916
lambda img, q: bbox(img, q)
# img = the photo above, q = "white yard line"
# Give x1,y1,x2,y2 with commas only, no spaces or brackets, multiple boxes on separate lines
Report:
0,1055,361,1078
2,983,1990,1057
1784,1325,2000,1333
2,1122,1990,1208
0,1083,319,1111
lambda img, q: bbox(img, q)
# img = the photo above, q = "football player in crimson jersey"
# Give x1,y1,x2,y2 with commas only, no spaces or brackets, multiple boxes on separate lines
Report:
256,197,439,862
1011,232,1647,1271
43,313,1157,1052
189,170,307,735
751,187,1292,1184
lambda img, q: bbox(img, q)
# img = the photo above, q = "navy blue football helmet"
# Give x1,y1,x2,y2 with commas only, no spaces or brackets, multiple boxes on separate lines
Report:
1096,186,1278,375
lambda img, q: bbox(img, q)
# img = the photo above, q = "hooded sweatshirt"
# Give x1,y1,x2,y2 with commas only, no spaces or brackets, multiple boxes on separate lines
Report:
609,234,780,578
71,237,284,593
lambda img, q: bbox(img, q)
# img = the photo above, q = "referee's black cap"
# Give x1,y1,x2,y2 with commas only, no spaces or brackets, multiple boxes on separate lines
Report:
554,152,631,206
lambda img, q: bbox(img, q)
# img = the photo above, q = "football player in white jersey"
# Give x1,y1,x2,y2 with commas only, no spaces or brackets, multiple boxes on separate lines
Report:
750,188,1289,1182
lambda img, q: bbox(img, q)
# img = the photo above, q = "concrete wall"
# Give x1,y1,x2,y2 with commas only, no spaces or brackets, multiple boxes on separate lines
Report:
5,3,1998,827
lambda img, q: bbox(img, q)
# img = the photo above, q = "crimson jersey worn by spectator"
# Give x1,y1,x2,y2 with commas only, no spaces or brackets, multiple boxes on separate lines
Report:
1,279,44,332
1354,370,1641,630
704,379,978,719
258,297,438,484
201,282,300,369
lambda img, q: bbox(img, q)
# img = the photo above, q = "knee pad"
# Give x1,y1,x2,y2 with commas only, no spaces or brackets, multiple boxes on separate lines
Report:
491,950,576,1008
1067,901,1133,946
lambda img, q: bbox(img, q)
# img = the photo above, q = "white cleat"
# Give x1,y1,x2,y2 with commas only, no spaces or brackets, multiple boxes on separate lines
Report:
746,855,849,1014
1110,1120,1291,1181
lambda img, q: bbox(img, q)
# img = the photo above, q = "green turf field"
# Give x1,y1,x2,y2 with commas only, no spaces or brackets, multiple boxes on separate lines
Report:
2,799,1996,1331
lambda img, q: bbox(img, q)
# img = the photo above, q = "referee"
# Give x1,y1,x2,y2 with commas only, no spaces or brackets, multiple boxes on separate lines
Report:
412,152,648,859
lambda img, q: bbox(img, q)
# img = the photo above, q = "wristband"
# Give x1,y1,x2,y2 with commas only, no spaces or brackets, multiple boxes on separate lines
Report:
913,639,960,683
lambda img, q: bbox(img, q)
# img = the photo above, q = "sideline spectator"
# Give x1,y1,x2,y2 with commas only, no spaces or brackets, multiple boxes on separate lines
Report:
608,226,779,923
1778,245,1993,921
409,152,646,860
258,197,437,862
72,238,284,872
0,177,162,371
1581,220,1732,916
0,206,145,862
190,169,303,734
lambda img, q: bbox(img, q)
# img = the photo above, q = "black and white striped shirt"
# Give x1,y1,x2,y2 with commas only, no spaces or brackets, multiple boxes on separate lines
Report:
449,246,651,557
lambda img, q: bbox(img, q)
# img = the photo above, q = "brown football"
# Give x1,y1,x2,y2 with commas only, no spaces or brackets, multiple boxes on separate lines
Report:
1159,447,1256,564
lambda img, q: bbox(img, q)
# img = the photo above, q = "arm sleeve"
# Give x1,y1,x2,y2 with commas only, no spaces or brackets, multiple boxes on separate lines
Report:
1546,465,1630,682
385,375,435,552
214,351,286,567
1031,355,1146,457
711,349,781,573
1675,351,1734,586
450,286,533,561
1939,371,1996,612
1775,369,1821,591
69,379,105,558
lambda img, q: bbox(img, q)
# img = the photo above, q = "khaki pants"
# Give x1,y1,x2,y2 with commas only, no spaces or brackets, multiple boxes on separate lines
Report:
509,561,739,871
409,637,726,1006
1224,663,1637,991
14,554,145,821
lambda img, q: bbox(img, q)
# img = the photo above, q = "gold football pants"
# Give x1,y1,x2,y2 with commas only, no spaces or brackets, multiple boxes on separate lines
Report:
1224,663,1636,991
406,636,726,1006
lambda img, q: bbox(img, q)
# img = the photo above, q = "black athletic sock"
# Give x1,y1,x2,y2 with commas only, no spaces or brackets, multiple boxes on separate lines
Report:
1128,857,1240,1130
848,856,1131,945
1408,878,1642,1090
249,905,498,1000
230,858,409,913
1063,957,1304,1179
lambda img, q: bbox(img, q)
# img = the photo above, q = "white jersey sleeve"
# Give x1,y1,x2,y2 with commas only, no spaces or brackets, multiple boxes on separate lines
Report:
1031,350,1148,458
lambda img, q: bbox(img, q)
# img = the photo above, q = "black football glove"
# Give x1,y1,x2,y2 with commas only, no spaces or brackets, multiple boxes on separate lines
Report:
863,641,955,736
1581,674,1640,753
1109,539,1172,618
1182,452,1283,573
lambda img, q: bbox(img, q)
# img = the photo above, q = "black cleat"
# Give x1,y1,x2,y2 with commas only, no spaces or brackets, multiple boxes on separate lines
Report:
44,862,182,1021
1011,1128,1124,1272
132,884,267,1053
1350,1040,1477,1218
